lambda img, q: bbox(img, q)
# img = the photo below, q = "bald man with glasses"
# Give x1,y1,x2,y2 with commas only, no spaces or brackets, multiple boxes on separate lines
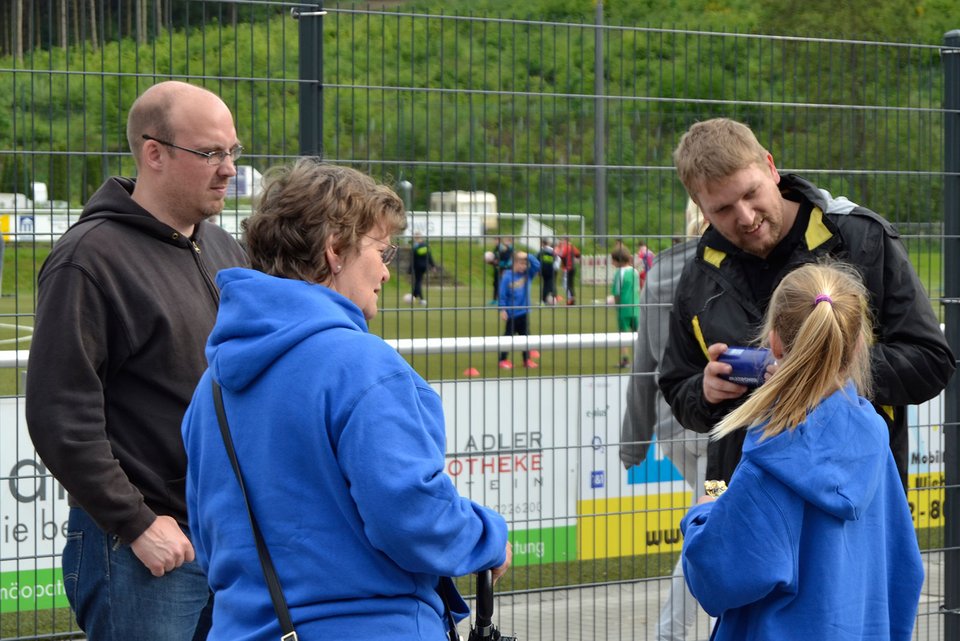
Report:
26,81,250,641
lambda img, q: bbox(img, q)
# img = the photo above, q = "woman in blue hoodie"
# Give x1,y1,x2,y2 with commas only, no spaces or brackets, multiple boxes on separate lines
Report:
181,159,511,641
680,261,922,641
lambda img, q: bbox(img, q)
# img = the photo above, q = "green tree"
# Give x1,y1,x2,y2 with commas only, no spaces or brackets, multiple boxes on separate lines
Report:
0,155,30,195
756,0,920,40
81,155,103,203
49,152,69,202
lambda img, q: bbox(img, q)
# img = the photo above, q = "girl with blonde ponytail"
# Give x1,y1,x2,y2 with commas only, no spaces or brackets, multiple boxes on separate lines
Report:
710,260,873,441
679,261,923,641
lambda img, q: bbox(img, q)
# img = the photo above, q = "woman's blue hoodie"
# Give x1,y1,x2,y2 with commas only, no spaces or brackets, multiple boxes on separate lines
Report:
680,384,922,641
182,268,508,640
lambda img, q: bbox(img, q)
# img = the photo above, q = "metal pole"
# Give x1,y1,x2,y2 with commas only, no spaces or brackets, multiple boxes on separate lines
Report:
593,1,606,240
295,4,325,156
943,28,960,641
398,179,413,213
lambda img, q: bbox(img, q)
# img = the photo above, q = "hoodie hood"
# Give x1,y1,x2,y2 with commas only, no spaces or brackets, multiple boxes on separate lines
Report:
817,187,858,216
80,176,197,244
207,268,368,391
779,174,859,218
741,382,887,521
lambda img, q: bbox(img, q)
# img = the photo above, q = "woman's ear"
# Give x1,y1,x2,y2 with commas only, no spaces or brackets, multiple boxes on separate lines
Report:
324,236,340,274
769,330,785,360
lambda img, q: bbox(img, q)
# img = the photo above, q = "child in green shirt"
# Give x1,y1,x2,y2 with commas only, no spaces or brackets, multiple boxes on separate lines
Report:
611,247,640,368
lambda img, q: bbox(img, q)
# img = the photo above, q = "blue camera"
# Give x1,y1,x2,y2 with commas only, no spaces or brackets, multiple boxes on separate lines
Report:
718,347,772,387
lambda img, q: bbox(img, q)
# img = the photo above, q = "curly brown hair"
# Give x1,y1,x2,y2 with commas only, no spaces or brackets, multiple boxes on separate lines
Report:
243,158,407,282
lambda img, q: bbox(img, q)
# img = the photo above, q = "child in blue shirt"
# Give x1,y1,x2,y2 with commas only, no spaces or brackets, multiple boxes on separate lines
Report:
497,251,540,369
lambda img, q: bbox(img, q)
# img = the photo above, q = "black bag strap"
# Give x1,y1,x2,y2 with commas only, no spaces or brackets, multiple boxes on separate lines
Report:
212,378,299,641
436,576,462,641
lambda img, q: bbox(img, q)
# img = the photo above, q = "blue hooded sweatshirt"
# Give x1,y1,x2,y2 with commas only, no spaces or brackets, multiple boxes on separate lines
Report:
680,384,922,641
182,268,508,641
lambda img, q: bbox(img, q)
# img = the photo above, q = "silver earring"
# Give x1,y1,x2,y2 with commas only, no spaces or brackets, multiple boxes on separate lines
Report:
335,265,341,272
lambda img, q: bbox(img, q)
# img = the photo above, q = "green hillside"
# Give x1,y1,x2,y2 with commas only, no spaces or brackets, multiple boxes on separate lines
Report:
1,0,959,239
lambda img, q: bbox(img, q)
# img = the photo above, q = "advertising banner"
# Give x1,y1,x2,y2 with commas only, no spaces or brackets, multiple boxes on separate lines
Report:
0,398,71,613
576,376,690,560
908,401,945,529
1,376,946,608
436,377,579,566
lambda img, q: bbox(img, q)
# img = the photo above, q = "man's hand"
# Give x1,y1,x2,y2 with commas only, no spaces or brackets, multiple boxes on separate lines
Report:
130,515,195,577
763,359,779,383
500,310,508,321
702,343,749,404
492,541,513,584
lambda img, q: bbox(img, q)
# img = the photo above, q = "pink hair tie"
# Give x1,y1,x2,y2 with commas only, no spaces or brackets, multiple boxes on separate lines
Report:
814,294,833,306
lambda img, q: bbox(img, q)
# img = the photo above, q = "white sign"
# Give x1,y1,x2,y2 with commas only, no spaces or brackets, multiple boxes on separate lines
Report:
1,211,78,242
405,212,484,239
0,398,71,612
437,377,577,532
577,375,687,500
226,165,263,198
581,254,614,285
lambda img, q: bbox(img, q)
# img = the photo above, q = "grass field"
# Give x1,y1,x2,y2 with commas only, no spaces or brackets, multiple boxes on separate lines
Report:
0,236,944,387
0,239,638,390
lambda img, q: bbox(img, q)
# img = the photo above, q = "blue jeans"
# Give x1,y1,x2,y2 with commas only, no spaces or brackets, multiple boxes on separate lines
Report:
62,507,213,641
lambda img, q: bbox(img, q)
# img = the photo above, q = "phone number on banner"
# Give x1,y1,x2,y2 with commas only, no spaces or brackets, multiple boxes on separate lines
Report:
908,472,944,529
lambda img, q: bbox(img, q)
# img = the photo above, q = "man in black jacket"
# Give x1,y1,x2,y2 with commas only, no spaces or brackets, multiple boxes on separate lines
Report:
659,117,954,490
26,81,249,641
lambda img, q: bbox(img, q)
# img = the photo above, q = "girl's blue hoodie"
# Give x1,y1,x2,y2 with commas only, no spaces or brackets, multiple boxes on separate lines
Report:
680,383,923,641
182,268,508,641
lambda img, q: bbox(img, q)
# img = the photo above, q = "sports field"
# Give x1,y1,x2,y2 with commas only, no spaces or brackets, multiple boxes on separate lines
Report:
0,236,945,388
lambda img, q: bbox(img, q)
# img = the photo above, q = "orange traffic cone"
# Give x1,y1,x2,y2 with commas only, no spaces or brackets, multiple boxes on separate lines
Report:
463,367,481,377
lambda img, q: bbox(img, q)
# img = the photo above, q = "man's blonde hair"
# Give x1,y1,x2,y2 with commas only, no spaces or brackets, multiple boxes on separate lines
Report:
712,261,874,441
673,118,769,199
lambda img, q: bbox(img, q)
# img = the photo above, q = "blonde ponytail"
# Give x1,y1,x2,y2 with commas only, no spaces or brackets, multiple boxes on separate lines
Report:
711,261,873,441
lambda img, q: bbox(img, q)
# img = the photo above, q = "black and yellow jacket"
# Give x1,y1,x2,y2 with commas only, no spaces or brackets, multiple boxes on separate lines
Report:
659,173,955,485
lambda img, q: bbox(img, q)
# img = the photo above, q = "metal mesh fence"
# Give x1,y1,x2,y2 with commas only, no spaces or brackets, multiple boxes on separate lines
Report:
0,2,955,639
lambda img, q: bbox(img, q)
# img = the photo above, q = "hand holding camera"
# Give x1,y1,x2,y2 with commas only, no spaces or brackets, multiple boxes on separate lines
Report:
717,346,773,388
703,344,776,404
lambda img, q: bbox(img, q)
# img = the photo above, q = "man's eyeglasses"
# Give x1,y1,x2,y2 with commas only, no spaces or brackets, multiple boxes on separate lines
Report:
362,234,399,266
141,134,243,166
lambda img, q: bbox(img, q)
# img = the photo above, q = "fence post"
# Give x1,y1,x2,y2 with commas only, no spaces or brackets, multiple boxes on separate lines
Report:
944,27,960,641
593,0,606,240
297,3,324,156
